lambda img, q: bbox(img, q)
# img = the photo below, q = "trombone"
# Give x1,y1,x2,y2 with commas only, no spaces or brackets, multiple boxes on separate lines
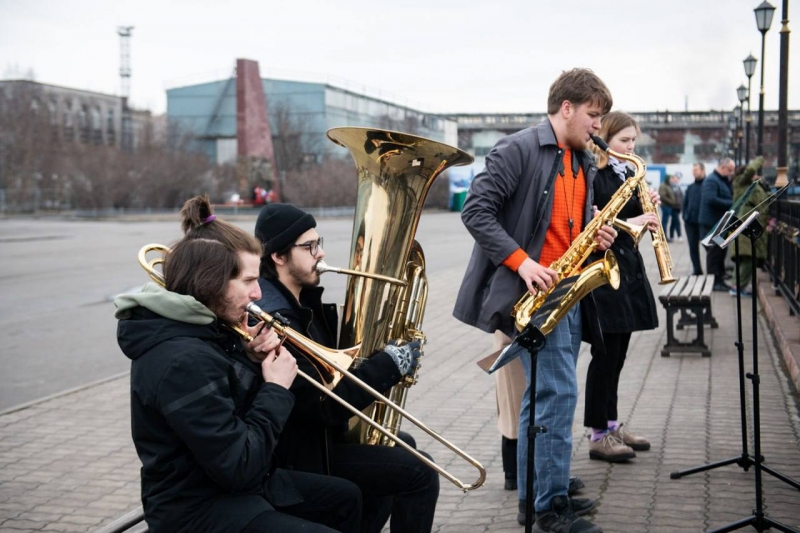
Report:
137,244,487,492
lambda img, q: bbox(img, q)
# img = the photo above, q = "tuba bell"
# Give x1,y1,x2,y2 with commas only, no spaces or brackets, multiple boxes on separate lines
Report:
326,127,473,446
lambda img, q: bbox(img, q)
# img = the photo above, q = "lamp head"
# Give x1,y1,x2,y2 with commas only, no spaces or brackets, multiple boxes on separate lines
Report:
737,84,748,103
754,1,776,33
743,54,757,77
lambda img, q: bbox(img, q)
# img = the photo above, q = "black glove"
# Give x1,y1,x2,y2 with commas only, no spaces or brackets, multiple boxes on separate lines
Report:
384,340,422,376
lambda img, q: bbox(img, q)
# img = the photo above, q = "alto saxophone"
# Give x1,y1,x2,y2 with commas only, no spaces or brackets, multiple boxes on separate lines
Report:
512,135,649,334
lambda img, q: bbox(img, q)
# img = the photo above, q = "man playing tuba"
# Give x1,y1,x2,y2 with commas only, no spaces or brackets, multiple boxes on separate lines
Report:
252,203,440,533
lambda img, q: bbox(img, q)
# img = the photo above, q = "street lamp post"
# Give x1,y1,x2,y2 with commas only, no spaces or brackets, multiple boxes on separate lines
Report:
743,54,757,164
754,0,776,158
734,106,743,166
737,85,748,167
775,0,790,187
730,110,741,164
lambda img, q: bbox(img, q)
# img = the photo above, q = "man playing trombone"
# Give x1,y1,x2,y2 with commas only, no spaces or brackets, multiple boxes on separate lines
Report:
252,203,439,533
117,198,363,533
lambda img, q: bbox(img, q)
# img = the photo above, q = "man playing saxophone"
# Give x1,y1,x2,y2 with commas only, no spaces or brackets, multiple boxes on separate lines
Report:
252,203,440,533
453,68,616,533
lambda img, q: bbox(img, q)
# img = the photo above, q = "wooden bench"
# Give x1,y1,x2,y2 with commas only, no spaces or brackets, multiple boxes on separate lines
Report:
658,275,719,357
95,507,148,533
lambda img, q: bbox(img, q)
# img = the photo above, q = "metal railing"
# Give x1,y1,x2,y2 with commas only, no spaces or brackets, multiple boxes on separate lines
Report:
766,197,800,316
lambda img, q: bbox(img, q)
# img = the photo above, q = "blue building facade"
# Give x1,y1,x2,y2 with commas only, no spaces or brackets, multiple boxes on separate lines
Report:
166,78,457,165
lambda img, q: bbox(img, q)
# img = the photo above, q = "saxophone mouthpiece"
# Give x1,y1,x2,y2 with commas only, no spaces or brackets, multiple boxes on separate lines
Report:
590,135,609,152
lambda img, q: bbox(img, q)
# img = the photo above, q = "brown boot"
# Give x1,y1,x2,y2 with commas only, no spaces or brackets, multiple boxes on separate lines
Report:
588,433,636,463
610,424,651,451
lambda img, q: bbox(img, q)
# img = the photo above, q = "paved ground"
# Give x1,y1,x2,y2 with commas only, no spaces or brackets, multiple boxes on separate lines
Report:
1,211,799,532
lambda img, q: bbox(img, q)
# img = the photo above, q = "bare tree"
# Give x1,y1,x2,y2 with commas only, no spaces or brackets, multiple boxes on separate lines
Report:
283,156,357,207
271,102,322,174
0,83,223,211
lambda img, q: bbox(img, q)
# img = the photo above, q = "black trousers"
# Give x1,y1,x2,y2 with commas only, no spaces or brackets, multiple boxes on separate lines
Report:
244,470,362,533
702,224,727,282
685,222,704,275
330,441,439,533
584,332,632,430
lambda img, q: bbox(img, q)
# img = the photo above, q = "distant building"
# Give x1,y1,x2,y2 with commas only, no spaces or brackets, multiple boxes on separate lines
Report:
0,79,157,150
449,110,800,181
166,75,459,167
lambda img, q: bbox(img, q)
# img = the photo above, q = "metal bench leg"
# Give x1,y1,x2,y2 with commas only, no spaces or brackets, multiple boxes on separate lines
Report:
662,305,678,357
692,305,711,357
705,304,719,328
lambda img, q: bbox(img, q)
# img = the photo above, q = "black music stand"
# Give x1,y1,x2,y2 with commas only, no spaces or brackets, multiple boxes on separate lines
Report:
672,214,799,533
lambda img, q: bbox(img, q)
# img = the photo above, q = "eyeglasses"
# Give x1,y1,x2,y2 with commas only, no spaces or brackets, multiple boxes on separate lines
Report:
293,237,323,256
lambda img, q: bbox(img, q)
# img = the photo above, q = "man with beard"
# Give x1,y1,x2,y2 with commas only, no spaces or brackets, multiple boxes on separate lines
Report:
252,203,439,533
116,228,362,532
453,68,617,533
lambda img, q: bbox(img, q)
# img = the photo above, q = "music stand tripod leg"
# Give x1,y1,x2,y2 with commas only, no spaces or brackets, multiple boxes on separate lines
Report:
671,238,753,479
516,326,547,533
707,223,799,533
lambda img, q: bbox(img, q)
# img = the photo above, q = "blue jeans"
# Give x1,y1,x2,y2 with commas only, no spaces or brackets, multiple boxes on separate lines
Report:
660,206,673,239
517,305,582,513
685,222,703,275
669,209,682,239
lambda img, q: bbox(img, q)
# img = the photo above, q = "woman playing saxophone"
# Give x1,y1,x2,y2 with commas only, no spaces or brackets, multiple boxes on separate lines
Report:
583,111,661,463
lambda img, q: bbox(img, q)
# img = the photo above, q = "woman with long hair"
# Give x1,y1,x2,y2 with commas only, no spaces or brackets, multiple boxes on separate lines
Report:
584,111,660,462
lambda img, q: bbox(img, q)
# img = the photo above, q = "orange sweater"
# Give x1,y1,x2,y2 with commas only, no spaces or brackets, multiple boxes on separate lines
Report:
503,149,586,271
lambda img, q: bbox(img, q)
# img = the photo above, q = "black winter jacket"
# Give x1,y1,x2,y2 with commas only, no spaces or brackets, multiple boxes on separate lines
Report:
254,277,402,475
588,166,659,333
682,179,704,224
698,170,733,228
116,285,296,533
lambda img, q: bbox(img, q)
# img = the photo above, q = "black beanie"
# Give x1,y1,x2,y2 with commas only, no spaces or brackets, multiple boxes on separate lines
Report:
254,203,317,254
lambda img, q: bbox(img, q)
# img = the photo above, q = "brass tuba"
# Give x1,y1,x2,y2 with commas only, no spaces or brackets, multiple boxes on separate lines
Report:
326,127,473,446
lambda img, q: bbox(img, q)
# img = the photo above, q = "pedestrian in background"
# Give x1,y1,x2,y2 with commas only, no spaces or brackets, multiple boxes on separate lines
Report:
698,158,736,291
731,156,767,296
682,163,706,275
668,173,684,241
658,175,677,242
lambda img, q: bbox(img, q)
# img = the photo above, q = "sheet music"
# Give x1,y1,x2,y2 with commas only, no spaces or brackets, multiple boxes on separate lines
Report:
719,211,760,249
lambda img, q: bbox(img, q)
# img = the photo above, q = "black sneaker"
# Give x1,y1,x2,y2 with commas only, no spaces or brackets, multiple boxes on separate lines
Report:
570,497,596,517
532,496,602,533
568,476,585,495
517,497,597,525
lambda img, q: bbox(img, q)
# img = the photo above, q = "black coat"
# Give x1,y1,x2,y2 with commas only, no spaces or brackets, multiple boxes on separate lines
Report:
698,170,733,228
118,307,296,533
683,179,704,224
588,166,659,333
254,277,402,475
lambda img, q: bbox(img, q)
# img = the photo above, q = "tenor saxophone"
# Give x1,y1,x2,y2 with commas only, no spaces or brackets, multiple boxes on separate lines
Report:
511,135,649,333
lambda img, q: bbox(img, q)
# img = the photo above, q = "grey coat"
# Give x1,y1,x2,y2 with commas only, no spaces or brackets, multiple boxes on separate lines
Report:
453,121,598,338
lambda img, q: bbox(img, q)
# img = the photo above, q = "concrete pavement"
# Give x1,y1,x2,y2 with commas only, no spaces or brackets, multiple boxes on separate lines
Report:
0,211,798,532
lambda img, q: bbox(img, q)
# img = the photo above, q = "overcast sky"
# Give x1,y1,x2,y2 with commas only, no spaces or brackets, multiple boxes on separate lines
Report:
1,0,796,116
